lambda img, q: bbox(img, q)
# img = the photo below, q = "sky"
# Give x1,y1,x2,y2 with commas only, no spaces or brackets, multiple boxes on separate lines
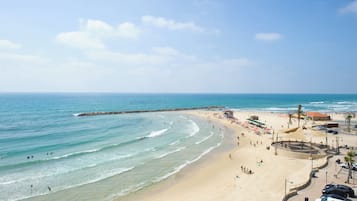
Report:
0,0,357,93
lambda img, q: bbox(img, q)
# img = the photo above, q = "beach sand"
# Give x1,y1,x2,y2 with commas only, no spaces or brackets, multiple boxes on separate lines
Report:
117,110,339,201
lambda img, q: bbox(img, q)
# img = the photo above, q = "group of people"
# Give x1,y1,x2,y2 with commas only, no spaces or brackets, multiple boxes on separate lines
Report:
26,152,54,160
250,140,263,147
241,166,254,174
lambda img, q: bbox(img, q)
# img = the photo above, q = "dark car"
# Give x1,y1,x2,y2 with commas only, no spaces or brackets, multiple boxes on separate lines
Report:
335,185,355,197
323,184,355,198
321,194,351,201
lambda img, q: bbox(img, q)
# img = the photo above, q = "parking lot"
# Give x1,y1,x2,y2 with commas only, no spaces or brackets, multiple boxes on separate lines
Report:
289,154,357,201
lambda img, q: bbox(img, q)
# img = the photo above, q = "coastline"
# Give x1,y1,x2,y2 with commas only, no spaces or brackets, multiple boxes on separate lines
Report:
116,110,328,201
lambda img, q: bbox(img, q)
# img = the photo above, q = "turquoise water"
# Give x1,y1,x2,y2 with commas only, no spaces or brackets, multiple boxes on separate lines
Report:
0,93,356,201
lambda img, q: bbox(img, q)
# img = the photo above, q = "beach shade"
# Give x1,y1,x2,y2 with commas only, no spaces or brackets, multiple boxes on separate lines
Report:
282,128,306,141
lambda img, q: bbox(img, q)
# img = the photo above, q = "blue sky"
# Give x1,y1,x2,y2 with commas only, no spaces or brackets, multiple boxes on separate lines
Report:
0,0,356,93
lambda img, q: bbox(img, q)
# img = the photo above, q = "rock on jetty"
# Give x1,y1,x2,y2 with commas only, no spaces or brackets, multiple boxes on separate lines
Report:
75,106,223,117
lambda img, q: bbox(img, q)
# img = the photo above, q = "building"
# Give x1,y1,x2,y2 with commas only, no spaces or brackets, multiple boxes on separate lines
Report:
223,110,234,119
306,112,331,121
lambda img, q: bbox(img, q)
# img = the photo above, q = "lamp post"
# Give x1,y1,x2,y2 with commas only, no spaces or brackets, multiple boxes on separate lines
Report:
325,171,328,185
325,128,328,150
336,136,341,155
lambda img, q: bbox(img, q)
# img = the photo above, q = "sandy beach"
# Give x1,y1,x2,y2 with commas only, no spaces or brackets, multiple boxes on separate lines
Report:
116,109,355,201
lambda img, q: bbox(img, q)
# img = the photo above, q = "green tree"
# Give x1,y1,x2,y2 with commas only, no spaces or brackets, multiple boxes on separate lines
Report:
344,151,355,183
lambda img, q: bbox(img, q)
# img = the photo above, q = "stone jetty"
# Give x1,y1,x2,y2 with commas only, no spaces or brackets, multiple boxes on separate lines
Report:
75,106,223,117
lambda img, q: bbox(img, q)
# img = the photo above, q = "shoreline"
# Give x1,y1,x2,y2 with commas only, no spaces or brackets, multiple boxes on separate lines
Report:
116,110,329,201
116,111,238,201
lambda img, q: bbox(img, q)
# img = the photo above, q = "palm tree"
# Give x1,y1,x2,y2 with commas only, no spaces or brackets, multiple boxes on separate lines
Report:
288,113,292,125
344,151,355,183
345,114,352,133
297,105,302,127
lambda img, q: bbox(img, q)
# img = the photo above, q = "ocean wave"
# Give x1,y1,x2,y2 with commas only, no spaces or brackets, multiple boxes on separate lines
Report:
169,140,180,146
146,128,169,138
105,181,148,201
0,152,136,186
309,101,324,104
155,147,186,159
2,166,136,201
179,115,188,120
195,131,214,145
0,137,146,171
189,142,222,165
188,120,200,137
336,101,350,104
153,142,222,183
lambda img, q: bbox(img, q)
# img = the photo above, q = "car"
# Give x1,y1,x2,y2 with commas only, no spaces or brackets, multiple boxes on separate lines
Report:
323,184,355,198
316,198,349,201
335,185,355,197
333,131,338,134
340,163,349,169
320,194,351,201
322,187,348,198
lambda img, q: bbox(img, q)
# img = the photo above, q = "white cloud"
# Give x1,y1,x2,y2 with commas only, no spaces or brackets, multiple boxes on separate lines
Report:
221,58,253,67
117,22,141,39
56,19,140,49
339,0,357,14
151,47,180,56
255,33,282,41
142,15,204,32
86,47,182,65
56,31,105,49
83,19,113,33
0,39,21,49
0,52,47,63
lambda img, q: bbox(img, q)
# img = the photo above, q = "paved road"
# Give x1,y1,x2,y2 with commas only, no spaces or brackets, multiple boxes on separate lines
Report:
289,154,357,201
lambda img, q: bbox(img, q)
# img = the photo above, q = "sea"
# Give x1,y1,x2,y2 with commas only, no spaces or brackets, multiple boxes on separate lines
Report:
0,93,356,201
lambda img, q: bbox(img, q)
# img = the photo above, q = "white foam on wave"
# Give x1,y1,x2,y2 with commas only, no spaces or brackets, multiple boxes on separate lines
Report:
146,128,169,138
51,148,100,160
0,152,136,186
179,115,188,120
105,181,147,201
188,120,200,137
1,166,136,201
169,140,180,146
309,101,324,104
155,147,186,159
336,101,349,104
152,141,222,183
195,131,214,145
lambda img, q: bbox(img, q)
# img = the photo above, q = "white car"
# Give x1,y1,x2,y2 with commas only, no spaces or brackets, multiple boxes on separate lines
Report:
340,163,348,169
